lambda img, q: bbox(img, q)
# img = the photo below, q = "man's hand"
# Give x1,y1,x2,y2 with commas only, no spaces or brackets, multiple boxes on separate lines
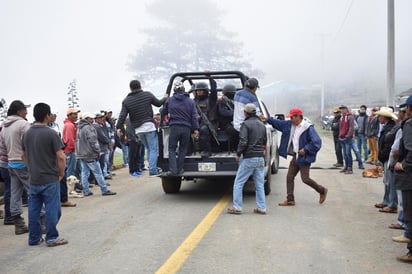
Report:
235,155,240,162
116,129,123,138
394,162,404,171
298,149,305,156
193,130,199,139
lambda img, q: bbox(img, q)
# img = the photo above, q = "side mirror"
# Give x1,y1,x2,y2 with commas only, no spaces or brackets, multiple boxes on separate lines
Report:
274,114,285,120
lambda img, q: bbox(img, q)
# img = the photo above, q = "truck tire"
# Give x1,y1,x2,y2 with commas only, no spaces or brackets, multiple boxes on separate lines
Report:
271,150,279,174
264,171,271,195
161,177,182,193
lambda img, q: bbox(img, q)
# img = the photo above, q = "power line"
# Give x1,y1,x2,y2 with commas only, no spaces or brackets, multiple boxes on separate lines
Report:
330,0,355,46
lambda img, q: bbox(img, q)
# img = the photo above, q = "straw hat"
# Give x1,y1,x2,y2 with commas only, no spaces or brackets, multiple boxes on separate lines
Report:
374,107,398,120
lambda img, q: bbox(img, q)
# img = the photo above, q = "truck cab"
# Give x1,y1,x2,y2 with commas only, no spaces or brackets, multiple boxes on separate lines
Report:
158,71,280,194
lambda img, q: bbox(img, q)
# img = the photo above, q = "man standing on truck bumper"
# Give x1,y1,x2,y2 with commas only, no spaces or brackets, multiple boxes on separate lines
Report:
227,103,267,215
116,80,168,177
162,82,199,176
233,77,261,132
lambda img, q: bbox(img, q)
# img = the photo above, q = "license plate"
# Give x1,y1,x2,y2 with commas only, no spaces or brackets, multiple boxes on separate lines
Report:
198,163,216,172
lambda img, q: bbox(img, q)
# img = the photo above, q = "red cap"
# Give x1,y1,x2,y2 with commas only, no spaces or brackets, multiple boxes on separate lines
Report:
286,108,303,118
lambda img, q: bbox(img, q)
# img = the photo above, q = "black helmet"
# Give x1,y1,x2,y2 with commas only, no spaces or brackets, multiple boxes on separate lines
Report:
222,84,236,99
194,82,209,91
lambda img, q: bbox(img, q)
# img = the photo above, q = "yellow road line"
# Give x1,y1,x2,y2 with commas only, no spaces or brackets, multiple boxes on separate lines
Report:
155,192,231,274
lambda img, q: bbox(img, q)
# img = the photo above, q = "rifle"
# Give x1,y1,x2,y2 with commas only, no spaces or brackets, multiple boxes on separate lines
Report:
195,103,220,146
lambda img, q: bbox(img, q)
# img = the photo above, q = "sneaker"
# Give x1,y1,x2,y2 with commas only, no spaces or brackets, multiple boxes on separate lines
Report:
344,169,353,174
392,235,410,243
339,168,347,173
358,166,365,169
149,168,163,177
102,190,117,196
83,191,94,196
333,163,344,167
130,171,142,177
104,175,113,180
142,167,149,171
149,172,161,177
29,238,44,246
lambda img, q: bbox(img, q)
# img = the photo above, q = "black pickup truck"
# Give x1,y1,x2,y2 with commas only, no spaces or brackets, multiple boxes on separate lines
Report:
158,71,280,194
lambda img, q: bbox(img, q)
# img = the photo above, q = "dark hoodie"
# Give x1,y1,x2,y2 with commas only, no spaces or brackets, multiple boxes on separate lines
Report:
162,91,199,131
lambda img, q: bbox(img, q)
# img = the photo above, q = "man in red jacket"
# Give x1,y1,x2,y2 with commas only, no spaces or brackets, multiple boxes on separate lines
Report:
61,108,80,207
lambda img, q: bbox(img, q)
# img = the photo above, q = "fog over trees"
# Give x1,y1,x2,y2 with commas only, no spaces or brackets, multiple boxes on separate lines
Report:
127,0,260,86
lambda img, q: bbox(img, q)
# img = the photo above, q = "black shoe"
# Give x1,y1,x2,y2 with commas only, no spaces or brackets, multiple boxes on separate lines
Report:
14,216,29,235
165,171,177,176
102,190,117,196
4,218,15,225
104,175,113,180
333,163,343,167
83,191,94,196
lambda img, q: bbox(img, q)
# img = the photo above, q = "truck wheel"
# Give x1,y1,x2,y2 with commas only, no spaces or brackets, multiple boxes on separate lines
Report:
161,177,182,193
271,150,279,174
264,171,271,195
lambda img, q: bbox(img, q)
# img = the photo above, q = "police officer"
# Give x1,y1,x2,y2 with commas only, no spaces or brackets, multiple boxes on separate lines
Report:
193,77,218,157
217,84,238,151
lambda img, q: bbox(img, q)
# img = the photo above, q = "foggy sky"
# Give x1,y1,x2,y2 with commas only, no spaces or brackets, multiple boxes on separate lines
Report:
1,0,411,123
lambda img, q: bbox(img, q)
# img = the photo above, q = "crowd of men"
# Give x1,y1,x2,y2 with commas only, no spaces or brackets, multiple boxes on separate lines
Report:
1,78,412,263
330,99,412,263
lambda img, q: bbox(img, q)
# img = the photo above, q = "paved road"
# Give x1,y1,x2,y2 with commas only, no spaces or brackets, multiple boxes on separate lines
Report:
0,133,410,273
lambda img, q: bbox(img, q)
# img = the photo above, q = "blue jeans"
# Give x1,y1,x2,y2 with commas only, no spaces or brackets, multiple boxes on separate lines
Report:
121,143,129,165
357,133,368,161
397,190,406,228
80,159,109,194
168,125,191,174
28,182,61,245
382,162,398,208
341,138,353,169
351,139,363,168
0,167,12,220
65,152,77,177
137,131,159,175
232,157,266,210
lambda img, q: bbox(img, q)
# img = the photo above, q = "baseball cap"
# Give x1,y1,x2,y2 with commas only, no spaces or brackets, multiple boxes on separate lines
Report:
245,78,259,89
95,113,105,119
82,112,95,119
286,107,303,118
244,103,257,114
405,95,412,106
67,108,80,116
399,103,407,112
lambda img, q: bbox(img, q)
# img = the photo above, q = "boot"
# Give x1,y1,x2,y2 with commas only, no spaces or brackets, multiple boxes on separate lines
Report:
40,215,46,234
14,215,29,235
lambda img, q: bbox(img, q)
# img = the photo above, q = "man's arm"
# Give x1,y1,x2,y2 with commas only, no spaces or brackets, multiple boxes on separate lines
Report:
56,149,66,181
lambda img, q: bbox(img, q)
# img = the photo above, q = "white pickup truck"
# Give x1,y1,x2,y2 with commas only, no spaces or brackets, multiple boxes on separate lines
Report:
158,71,280,194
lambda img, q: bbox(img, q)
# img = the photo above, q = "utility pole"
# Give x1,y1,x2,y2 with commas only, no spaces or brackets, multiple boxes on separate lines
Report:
387,0,395,106
316,33,331,118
